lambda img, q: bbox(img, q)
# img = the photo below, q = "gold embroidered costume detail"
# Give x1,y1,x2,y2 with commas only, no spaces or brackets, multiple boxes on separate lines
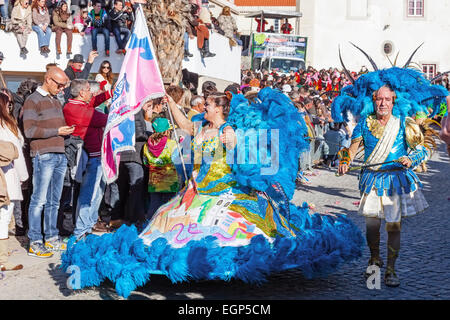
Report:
366,114,385,139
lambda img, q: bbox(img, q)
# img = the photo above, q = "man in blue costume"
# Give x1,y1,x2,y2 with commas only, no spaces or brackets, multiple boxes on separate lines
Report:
338,85,430,287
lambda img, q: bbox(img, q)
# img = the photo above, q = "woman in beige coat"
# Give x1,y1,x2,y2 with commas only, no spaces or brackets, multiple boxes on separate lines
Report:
11,0,33,58
217,6,241,47
0,92,28,272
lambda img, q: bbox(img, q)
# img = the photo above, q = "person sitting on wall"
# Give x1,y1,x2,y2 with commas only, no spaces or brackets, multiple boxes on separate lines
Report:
88,0,110,56
11,0,33,58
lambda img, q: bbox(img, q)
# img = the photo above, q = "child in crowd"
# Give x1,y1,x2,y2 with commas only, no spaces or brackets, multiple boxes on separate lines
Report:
143,117,180,220
73,7,91,35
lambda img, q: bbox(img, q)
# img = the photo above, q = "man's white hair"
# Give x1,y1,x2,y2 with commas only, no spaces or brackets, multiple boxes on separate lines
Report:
190,96,204,107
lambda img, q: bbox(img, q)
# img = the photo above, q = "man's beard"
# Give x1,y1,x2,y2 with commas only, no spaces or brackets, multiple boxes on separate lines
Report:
376,108,390,117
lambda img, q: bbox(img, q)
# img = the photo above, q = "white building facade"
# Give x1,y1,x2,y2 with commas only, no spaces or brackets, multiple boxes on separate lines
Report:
298,0,450,75
208,0,297,34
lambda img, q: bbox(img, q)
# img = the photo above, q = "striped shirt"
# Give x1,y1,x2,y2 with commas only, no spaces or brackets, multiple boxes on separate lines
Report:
22,87,66,157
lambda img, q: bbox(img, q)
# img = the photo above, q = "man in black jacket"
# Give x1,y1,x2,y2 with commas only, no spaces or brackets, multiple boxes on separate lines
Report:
63,51,98,101
109,0,133,55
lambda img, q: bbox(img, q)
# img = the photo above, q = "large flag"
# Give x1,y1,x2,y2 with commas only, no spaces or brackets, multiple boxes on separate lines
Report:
102,5,165,184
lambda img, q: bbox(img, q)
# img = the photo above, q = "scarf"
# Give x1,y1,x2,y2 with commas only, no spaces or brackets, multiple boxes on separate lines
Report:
147,136,168,158
71,66,82,73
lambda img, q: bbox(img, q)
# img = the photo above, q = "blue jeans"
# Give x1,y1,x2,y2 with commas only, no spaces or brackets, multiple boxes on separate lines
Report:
28,153,67,243
73,157,105,238
112,26,130,50
32,25,52,48
184,32,189,51
91,27,110,51
0,2,8,19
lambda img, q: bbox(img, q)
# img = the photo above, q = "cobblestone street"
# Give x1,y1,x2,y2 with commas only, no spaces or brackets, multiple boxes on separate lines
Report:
1,142,449,300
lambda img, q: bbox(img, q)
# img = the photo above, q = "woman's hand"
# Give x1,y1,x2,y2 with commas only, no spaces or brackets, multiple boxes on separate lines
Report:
163,94,176,109
220,126,237,149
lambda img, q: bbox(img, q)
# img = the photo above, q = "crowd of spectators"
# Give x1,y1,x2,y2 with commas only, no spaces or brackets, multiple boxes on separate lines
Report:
237,66,449,182
237,66,358,179
2,0,243,61
1,0,136,58
0,49,216,261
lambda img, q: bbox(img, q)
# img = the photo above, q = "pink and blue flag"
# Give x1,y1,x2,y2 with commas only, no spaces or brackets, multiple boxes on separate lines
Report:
102,5,165,183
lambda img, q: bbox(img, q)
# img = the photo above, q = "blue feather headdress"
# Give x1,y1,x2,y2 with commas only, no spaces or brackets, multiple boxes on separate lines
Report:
332,44,449,123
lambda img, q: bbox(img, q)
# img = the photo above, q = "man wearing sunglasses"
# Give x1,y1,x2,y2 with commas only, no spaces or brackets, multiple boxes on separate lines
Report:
22,67,75,258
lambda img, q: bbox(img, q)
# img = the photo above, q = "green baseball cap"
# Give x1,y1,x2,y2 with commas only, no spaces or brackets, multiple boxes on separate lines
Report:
152,117,171,133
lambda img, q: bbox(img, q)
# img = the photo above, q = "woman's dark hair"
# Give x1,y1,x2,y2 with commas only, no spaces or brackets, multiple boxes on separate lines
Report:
166,85,184,104
207,92,230,119
241,86,252,95
17,79,38,99
32,0,47,11
202,82,217,99
294,101,305,110
152,97,163,105
0,91,19,138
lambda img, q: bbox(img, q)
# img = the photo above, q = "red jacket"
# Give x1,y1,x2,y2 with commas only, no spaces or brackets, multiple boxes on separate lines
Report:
281,23,292,34
63,90,111,157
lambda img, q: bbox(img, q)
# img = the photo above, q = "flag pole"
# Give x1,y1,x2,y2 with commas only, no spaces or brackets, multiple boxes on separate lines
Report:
137,3,191,188
165,100,190,185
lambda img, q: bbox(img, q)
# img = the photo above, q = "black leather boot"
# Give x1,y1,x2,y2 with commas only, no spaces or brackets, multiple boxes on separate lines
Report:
202,39,215,58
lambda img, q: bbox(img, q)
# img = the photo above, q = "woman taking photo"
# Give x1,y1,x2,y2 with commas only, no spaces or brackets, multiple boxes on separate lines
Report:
95,60,113,92
0,92,28,272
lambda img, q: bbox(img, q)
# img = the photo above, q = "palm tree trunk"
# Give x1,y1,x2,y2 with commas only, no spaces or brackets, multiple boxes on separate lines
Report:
142,0,190,85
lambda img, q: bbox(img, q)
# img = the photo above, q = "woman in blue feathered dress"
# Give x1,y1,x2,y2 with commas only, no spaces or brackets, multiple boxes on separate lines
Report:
61,88,364,298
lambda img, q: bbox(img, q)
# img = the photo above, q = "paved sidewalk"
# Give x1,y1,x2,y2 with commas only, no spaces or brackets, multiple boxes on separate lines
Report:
1,142,449,300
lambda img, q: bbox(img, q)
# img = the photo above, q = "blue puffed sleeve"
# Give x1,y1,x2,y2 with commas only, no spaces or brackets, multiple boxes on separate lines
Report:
407,145,430,168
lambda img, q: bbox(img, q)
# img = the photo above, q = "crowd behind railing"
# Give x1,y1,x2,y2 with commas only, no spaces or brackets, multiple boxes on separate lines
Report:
0,0,241,59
